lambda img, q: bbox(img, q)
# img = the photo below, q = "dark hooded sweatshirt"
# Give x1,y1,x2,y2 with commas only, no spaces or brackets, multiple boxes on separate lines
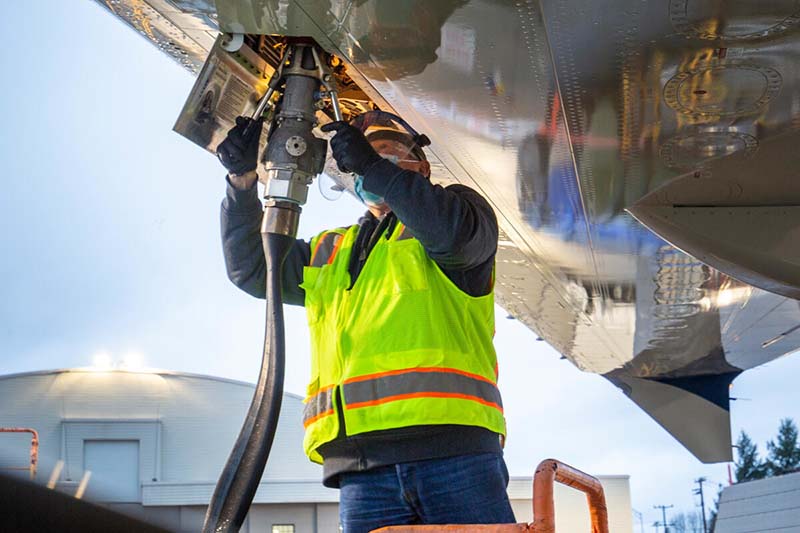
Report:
220,158,502,487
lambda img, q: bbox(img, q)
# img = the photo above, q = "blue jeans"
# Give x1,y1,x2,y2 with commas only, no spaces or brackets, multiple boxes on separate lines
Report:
338,453,516,533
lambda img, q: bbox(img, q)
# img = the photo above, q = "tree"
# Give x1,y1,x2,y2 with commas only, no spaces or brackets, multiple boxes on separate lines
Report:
765,418,800,476
686,511,702,532
672,512,688,533
734,431,767,482
708,485,723,533
672,511,704,532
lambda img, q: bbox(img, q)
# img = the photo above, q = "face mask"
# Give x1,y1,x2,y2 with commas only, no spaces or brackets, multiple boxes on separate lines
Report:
354,175,385,207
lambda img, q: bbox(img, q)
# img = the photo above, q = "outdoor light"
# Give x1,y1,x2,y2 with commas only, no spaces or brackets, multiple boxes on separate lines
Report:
92,353,113,370
121,352,145,371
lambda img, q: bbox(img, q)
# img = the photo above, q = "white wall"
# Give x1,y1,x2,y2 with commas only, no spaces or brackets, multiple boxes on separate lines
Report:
509,476,632,532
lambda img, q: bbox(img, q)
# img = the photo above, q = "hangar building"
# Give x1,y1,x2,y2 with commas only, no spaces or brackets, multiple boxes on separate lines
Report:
0,369,632,532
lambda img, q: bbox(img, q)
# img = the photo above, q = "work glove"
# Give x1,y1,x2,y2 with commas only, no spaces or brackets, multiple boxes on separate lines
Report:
216,116,264,175
320,121,383,175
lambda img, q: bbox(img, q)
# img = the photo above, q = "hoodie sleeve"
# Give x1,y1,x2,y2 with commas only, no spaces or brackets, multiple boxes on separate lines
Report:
220,178,309,305
362,159,498,271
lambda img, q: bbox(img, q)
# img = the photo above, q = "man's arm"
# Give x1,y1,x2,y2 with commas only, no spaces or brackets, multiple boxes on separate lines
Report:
363,159,498,271
221,176,309,305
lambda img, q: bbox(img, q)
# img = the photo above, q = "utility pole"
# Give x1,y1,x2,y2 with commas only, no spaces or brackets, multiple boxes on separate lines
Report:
633,509,644,533
694,477,708,533
654,504,674,533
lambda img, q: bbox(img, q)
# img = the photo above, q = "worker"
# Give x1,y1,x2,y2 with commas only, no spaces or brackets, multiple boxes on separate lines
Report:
217,111,515,533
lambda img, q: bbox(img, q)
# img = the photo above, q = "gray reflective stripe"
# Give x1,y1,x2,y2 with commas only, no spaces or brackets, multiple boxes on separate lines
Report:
303,388,334,425
342,371,502,409
311,232,343,267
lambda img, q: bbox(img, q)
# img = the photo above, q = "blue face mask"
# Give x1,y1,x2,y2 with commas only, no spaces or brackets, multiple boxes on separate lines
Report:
354,174,385,208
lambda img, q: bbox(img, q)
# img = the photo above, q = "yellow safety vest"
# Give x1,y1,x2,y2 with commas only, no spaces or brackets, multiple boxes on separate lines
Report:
299,220,505,464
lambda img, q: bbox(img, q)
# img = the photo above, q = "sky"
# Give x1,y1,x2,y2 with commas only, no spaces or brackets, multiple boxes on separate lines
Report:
1,2,799,530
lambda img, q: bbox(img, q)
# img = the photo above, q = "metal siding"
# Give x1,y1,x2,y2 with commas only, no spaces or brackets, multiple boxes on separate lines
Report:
248,504,315,533
719,510,800,533
0,370,324,498
316,503,341,533
83,440,140,502
158,375,256,483
60,372,167,419
0,374,67,483
716,472,800,533
156,375,322,484
62,420,160,486
0,431,33,473
721,471,800,499
142,480,339,505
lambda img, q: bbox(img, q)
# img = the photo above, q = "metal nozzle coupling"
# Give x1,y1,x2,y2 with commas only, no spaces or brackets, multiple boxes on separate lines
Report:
258,42,336,206
261,200,301,238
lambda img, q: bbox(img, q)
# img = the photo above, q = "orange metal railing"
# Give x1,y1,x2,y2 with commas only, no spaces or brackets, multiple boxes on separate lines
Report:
375,458,609,533
531,459,608,533
0,427,39,480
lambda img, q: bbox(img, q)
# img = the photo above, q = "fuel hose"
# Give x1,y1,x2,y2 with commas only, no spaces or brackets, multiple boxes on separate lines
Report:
202,225,296,533
202,40,327,532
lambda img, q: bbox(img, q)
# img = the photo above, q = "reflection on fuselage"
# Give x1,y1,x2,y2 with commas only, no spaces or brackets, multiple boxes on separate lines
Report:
117,0,800,461
208,0,800,393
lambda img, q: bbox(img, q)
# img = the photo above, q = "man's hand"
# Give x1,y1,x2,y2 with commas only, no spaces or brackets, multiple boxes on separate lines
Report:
320,121,383,175
216,116,264,176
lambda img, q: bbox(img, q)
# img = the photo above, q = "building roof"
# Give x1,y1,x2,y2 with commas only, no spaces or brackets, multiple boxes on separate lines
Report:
0,367,304,400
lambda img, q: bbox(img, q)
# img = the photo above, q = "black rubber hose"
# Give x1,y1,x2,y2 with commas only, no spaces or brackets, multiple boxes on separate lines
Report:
202,232,295,533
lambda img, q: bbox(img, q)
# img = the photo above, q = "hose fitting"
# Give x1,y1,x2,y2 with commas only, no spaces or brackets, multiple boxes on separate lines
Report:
261,200,301,237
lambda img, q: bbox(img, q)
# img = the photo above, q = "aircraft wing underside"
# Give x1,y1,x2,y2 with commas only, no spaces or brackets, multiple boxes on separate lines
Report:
93,0,800,463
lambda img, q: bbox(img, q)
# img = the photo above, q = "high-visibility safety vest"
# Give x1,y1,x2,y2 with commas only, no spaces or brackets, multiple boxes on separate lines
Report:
299,221,505,464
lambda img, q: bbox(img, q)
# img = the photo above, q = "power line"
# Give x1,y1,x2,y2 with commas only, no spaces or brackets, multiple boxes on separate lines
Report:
653,504,674,533
633,509,645,533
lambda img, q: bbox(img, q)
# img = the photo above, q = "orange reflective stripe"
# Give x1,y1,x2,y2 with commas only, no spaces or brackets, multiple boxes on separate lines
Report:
327,235,344,265
394,223,414,241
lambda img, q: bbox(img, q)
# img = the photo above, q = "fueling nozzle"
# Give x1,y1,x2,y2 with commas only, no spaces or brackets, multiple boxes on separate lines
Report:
259,42,334,212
